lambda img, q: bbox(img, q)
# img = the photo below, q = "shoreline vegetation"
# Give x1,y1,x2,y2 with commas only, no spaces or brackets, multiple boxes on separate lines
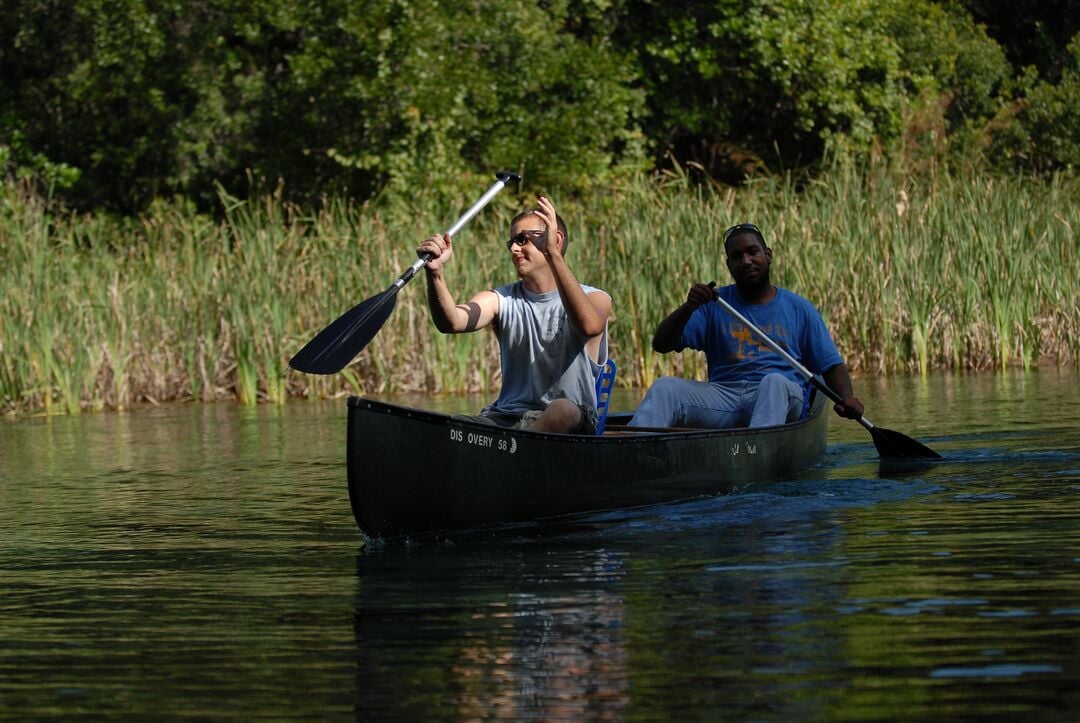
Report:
2,166,1078,416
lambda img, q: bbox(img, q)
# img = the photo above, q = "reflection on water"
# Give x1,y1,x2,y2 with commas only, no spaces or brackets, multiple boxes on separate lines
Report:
1,370,1079,718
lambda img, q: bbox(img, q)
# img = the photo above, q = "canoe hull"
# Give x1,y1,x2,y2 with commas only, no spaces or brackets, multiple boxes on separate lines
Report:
346,393,828,538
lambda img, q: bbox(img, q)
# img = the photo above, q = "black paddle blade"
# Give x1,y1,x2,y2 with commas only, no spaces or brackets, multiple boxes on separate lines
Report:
869,425,942,460
289,289,398,375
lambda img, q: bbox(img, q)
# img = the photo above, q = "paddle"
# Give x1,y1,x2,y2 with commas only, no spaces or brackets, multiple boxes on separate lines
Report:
712,290,941,460
289,171,521,375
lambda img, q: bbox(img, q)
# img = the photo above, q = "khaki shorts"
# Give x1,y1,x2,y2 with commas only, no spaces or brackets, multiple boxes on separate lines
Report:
457,402,598,435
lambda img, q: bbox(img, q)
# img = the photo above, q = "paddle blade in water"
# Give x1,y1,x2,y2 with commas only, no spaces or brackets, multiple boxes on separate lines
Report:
869,425,942,459
289,289,398,375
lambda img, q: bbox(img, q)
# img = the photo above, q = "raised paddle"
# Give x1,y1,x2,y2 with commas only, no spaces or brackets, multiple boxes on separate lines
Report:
289,171,521,375
712,290,941,460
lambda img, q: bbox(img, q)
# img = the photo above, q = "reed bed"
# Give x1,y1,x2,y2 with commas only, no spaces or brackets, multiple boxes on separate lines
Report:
1,167,1077,415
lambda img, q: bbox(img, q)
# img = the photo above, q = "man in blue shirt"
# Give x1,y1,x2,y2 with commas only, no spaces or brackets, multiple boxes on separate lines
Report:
629,223,864,429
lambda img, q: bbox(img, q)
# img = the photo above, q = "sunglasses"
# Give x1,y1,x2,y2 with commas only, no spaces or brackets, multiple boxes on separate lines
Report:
506,229,546,250
722,223,763,243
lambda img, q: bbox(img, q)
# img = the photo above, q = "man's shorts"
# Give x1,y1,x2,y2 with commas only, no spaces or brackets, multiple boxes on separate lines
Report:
454,402,598,435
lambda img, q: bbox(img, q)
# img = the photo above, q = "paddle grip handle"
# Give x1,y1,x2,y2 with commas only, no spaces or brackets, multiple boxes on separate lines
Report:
444,171,520,237
400,172,520,287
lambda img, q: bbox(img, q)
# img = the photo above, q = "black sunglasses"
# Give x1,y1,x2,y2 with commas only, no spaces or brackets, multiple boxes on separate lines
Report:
506,229,546,250
722,223,763,243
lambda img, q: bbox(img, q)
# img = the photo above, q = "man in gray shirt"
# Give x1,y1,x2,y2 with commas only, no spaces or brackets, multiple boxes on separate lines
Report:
417,196,611,434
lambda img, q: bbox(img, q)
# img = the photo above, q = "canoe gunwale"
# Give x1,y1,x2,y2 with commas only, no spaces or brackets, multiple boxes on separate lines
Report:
345,395,825,445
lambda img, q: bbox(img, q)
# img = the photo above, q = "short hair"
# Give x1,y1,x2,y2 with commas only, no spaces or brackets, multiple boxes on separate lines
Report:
722,222,766,251
512,208,570,252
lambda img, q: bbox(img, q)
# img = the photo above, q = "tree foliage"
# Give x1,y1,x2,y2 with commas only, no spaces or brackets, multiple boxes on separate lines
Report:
617,0,910,177
1,0,645,211
990,34,1080,173
0,0,1075,214
962,0,1080,82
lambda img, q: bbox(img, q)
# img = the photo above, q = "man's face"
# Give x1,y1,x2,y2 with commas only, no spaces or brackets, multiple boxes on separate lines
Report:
724,233,772,288
506,217,549,277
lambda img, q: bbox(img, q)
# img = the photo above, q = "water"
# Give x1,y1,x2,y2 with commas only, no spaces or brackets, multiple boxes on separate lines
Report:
2,369,1079,719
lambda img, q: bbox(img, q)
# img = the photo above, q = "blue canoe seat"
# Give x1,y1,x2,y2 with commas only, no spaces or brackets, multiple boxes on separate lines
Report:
594,358,617,435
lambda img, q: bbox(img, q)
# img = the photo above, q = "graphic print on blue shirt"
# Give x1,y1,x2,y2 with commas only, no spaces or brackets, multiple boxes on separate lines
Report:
679,285,843,387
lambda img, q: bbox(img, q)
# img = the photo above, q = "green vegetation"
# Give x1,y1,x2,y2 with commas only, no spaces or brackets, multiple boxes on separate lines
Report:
3,1,1077,414
2,1,1078,213
3,166,1077,415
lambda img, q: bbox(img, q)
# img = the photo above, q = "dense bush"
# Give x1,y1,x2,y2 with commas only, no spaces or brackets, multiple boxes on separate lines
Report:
1,0,1076,214
989,34,1080,173
618,0,907,177
1,0,645,211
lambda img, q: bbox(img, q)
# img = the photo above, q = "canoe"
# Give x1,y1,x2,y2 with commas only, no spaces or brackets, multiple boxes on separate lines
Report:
346,391,828,539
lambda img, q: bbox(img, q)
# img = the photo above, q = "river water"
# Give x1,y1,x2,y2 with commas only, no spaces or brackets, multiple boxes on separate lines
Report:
1,369,1078,719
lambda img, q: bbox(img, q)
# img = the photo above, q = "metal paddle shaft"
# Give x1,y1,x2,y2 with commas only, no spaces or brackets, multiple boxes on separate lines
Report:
289,171,521,375
713,293,941,459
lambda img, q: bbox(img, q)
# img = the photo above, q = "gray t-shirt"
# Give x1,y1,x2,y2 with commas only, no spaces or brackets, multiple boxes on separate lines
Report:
481,281,609,415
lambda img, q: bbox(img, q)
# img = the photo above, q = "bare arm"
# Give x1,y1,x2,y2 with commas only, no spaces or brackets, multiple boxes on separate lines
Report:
822,363,865,420
418,233,498,334
545,253,610,338
534,197,611,340
652,282,715,352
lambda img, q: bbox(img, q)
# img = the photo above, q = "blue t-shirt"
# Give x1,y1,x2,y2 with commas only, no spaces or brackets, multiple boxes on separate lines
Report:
680,286,843,389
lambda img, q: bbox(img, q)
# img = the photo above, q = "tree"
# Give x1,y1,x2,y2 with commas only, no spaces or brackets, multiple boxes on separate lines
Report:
990,33,1080,173
615,0,908,178
963,0,1080,82
1,0,646,213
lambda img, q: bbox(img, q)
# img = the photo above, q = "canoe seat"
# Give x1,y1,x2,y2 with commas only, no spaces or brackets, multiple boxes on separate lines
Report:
594,358,617,435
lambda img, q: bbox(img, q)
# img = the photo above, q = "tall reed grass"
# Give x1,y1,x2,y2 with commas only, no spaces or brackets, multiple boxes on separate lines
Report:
2,166,1077,415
